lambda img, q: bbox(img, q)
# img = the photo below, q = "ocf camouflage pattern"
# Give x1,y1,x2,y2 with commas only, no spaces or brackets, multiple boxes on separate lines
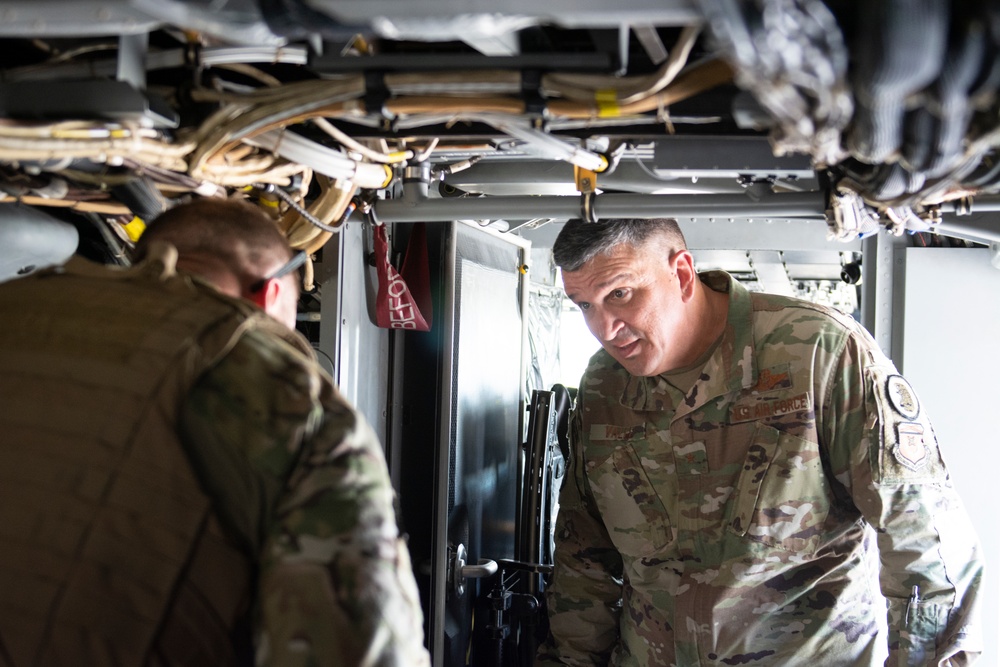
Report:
181,327,431,667
169,296,430,664
0,252,430,667
538,271,983,667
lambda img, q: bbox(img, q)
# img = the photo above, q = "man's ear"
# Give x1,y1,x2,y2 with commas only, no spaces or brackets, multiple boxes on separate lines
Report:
247,277,280,312
674,251,697,301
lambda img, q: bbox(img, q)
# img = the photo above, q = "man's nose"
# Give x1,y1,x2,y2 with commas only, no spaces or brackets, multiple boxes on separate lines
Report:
588,308,621,342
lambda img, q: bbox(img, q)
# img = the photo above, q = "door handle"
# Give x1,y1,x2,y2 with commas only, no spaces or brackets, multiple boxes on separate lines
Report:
449,543,497,598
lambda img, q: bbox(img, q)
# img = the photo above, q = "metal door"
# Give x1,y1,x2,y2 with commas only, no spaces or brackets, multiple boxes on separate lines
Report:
395,221,528,667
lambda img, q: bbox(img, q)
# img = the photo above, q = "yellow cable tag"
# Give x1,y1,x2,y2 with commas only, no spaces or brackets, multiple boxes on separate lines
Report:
123,216,146,242
595,89,620,118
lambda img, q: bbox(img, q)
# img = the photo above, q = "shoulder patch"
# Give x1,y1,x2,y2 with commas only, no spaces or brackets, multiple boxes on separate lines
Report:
868,366,946,483
893,422,928,471
886,375,920,420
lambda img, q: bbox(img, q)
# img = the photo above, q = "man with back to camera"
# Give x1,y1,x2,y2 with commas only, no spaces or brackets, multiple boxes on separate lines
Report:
535,218,984,666
0,198,431,666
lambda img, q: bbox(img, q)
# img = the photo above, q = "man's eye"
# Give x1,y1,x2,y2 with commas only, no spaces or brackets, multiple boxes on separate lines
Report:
578,302,590,311
612,289,626,299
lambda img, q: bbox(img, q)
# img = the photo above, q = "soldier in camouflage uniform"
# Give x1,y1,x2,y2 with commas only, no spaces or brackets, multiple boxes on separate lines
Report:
536,218,983,666
0,199,430,666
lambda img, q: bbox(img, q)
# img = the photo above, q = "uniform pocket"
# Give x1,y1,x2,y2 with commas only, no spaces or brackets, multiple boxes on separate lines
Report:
588,442,673,557
728,422,831,554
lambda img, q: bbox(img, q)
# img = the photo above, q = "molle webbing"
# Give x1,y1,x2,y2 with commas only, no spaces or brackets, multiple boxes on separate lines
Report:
0,261,258,666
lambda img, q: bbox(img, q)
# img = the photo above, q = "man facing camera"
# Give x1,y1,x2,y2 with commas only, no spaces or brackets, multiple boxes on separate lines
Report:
537,218,983,666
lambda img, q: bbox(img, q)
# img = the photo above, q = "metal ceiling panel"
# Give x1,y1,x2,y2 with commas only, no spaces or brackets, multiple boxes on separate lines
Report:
0,0,281,44
652,136,814,181
304,0,700,27
0,0,160,36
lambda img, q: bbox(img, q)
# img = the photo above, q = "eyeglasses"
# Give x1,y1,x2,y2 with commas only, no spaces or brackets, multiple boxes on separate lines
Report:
249,250,307,293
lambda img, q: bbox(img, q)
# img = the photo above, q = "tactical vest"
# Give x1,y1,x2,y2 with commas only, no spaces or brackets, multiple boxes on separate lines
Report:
0,250,296,666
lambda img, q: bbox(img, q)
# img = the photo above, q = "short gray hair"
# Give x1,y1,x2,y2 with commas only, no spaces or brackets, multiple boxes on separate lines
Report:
552,218,688,271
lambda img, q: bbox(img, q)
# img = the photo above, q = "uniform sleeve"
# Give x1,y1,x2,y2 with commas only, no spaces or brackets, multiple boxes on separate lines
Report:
179,330,430,667
821,330,984,666
537,400,624,667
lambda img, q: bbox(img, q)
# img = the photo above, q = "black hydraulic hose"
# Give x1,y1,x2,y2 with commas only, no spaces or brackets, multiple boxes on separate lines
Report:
847,0,949,164
923,16,989,178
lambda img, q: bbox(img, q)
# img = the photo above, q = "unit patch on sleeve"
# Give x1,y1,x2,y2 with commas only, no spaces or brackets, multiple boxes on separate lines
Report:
869,365,946,483
893,422,928,471
886,375,920,420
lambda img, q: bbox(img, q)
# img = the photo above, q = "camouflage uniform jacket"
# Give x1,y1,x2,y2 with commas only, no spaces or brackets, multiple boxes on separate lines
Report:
539,271,983,667
181,313,431,667
167,255,431,667
0,250,430,667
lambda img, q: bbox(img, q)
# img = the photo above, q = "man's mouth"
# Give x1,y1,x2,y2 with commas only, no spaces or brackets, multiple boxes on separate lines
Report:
613,339,640,357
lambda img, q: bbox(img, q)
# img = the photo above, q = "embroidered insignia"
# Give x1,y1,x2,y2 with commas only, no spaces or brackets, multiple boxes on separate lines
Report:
589,423,646,441
893,422,928,471
673,441,708,475
730,393,811,423
754,366,792,393
886,375,920,420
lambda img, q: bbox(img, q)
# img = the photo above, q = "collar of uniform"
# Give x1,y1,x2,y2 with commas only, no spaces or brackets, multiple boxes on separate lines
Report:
619,270,758,414
62,241,180,282
619,373,684,413
61,254,111,277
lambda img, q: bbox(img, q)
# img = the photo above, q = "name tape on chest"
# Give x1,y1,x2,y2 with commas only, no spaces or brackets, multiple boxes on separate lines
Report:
730,392,811,423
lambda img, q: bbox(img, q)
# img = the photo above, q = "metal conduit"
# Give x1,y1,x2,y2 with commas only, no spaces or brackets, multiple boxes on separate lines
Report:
940,195,1000,213
935,218,1000,245
373,190,826,223
938,196,1000,244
